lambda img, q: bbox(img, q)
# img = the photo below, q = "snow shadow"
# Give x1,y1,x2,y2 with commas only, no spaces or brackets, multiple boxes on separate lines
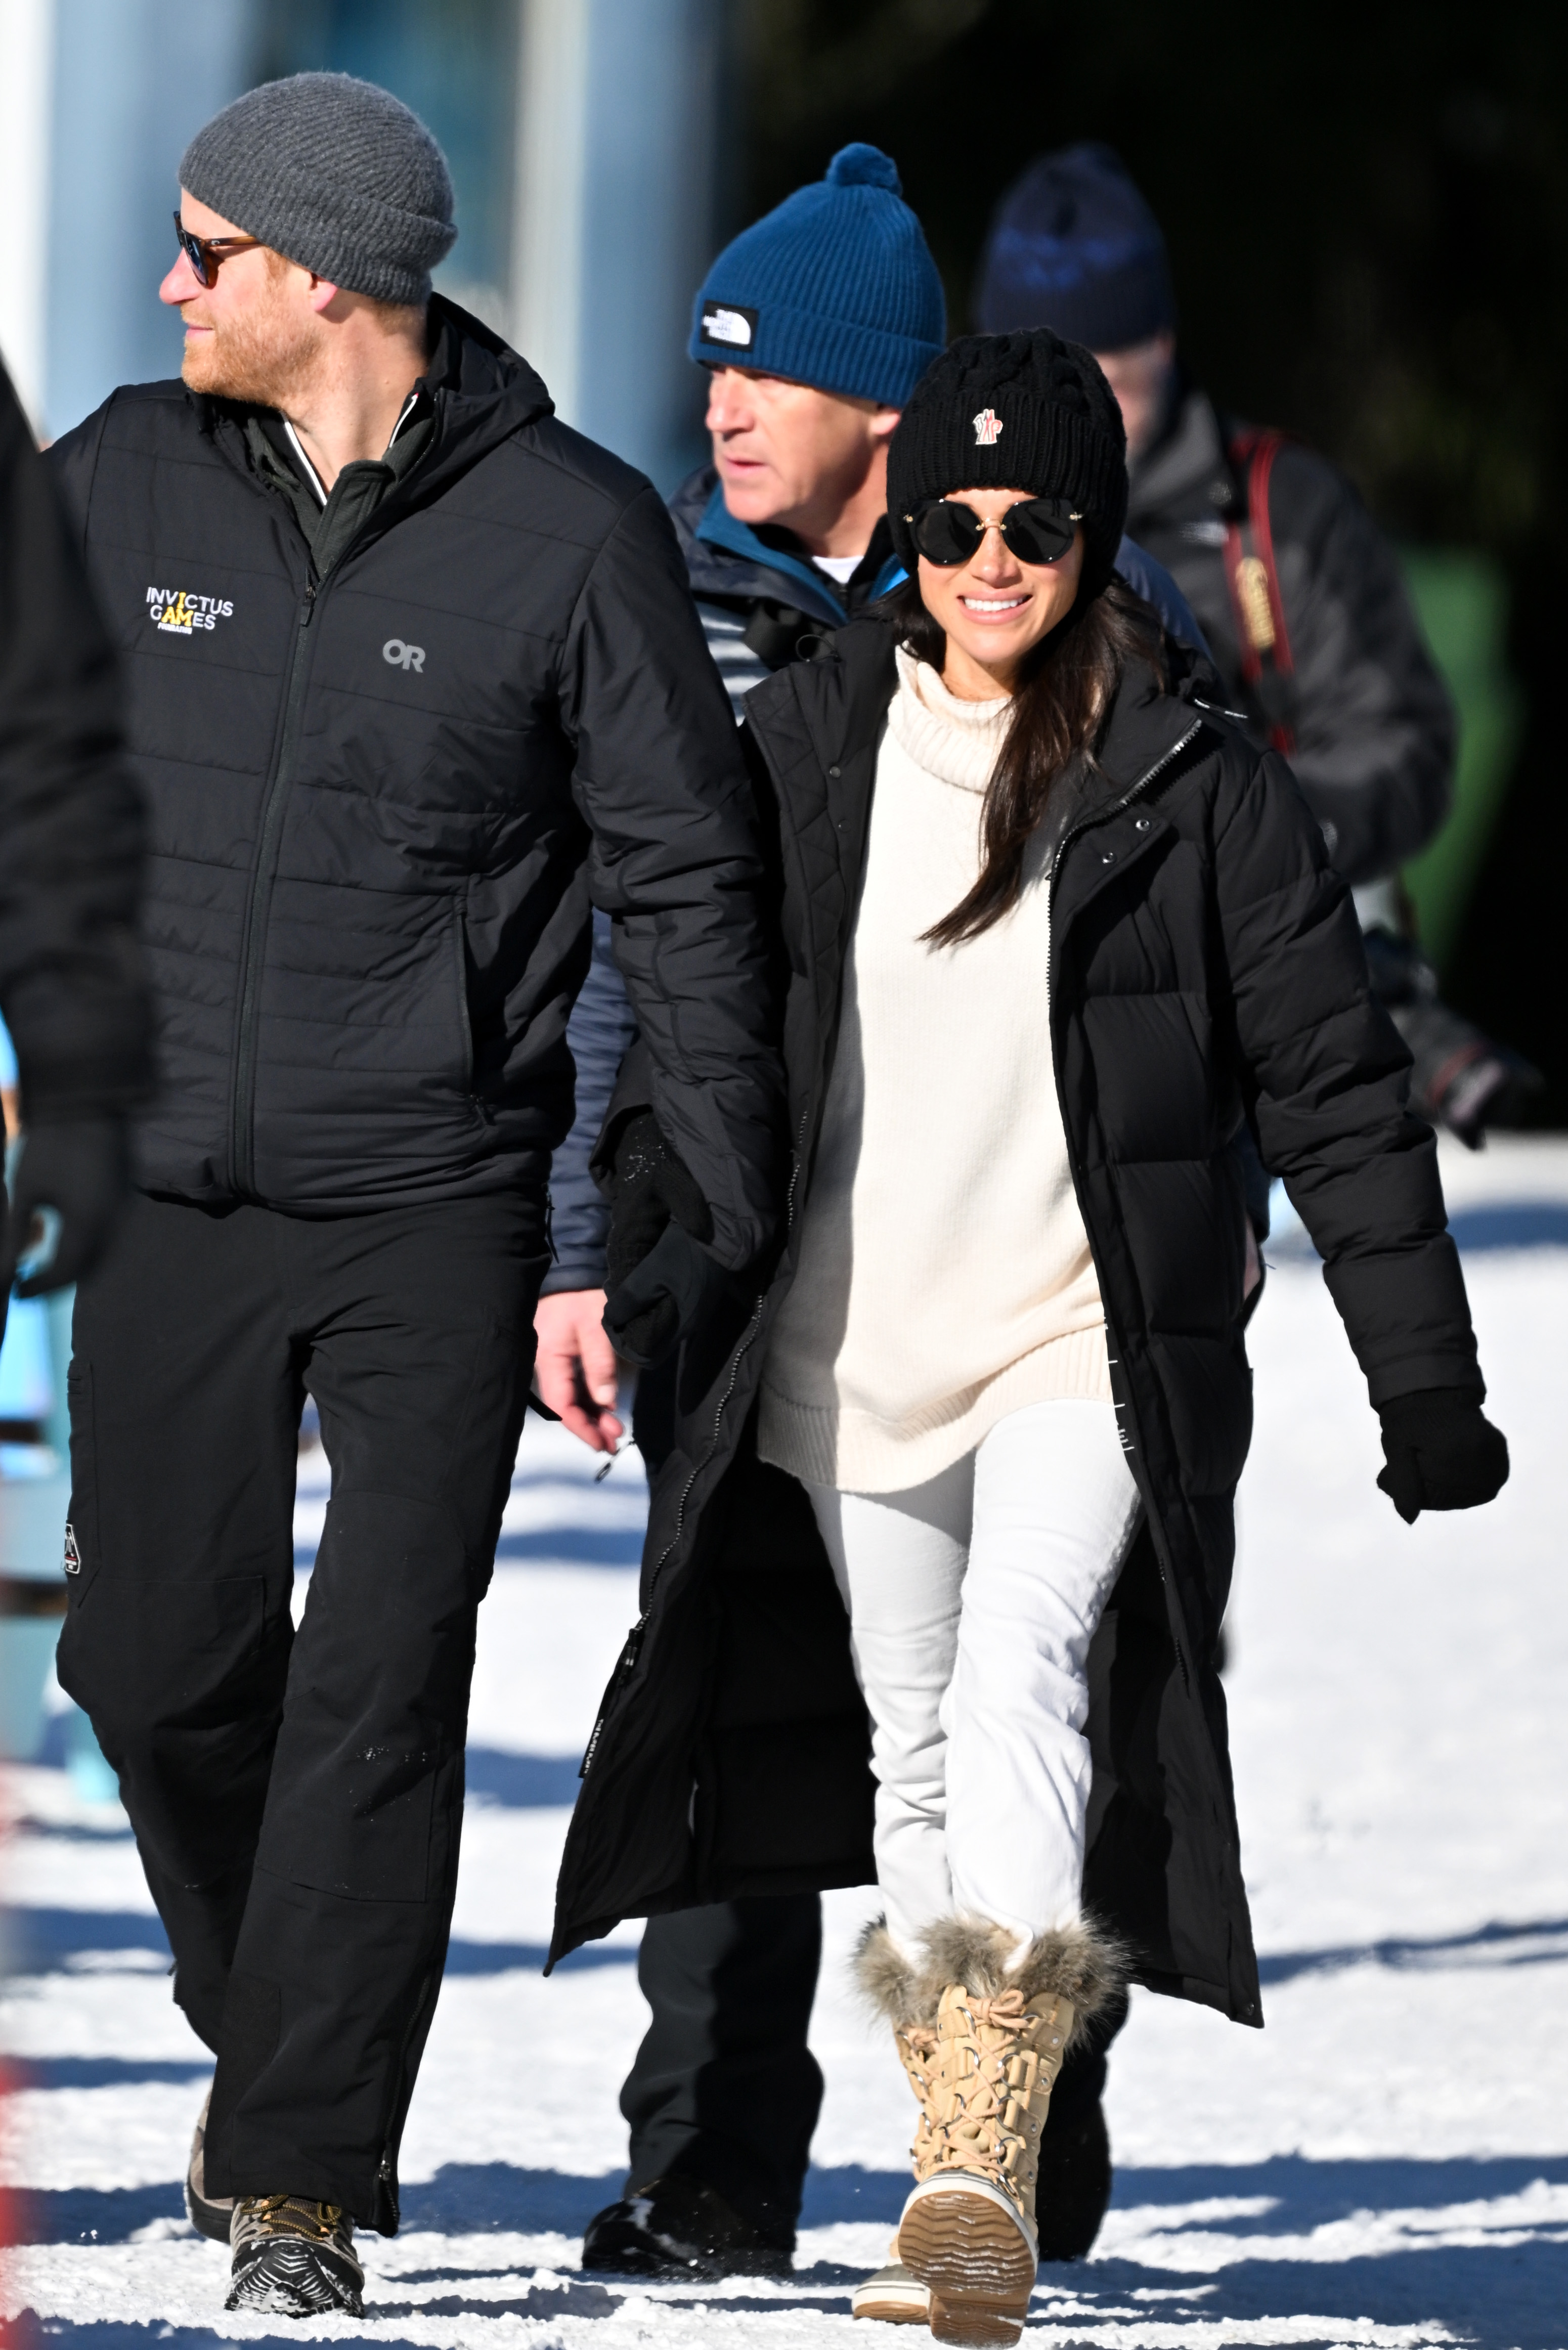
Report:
1271,1197,1568,1263
1259,1911,1568,1984
0,1902,632,1981
494,1524,643,1566
463,1747,583,1806
1085,2151,1568,2350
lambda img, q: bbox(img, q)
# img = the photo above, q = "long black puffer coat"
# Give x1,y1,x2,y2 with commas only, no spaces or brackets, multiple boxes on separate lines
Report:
551,613,1482,2027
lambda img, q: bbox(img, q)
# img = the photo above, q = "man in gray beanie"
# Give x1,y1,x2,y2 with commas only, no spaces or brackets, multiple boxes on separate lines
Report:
47,72,786,2321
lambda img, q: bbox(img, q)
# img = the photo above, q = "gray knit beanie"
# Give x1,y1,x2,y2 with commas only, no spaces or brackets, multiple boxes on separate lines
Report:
180,72,456,307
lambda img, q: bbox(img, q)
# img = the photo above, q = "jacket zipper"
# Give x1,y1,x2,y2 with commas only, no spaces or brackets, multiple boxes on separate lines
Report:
1048,718,1203,1682
229,579,320,1193
579,1106,809,1785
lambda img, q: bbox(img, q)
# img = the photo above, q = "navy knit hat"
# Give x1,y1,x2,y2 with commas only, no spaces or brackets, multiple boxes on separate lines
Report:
975,143,1174,353
689,144,945,408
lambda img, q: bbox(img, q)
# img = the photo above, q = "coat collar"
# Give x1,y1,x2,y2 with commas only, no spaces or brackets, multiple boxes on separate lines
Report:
669,466,906,626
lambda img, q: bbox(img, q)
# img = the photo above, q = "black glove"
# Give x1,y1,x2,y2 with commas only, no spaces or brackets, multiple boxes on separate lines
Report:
601,1112,718,1368
1376,1387,1510,1525
603,1218,729,1369
4,1115,132,1297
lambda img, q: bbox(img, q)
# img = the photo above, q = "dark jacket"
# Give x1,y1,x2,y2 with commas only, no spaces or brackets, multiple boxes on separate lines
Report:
0,361,149,1123
543,468,1215,1292
46,305,781,1265
1126,384,1455,886
551,614,1480,2027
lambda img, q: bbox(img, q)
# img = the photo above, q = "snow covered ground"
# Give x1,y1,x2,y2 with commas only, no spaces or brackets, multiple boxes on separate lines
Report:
4,1135,1567,2348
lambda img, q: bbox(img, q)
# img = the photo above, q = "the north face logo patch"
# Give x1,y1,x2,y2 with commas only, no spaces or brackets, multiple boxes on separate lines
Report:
700,301,759,350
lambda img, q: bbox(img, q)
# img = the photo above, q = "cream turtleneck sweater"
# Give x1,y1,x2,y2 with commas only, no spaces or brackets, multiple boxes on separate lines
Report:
756,647,1111,1495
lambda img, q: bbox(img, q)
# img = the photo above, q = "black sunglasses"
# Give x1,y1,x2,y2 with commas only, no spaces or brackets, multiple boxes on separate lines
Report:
905,496,1082,569
173,213,262,288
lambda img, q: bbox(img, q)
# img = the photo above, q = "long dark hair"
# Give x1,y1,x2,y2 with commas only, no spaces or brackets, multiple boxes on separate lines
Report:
895,575,1168,946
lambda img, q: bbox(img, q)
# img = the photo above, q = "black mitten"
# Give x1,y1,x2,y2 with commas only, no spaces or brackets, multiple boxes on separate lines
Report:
1376,1387,1510,1525
602,1220,728,1369
4,1115,132,1297
602,1113,718,1367
603,1112,713,1294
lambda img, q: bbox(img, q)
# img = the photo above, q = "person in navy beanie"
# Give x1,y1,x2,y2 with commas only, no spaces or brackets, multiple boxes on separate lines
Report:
973,143,1535,1145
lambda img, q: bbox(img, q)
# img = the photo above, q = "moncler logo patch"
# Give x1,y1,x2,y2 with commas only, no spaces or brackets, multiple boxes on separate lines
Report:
700,301,759,350
147,586,233,634
63,1522,81,1575
972,408,1004,446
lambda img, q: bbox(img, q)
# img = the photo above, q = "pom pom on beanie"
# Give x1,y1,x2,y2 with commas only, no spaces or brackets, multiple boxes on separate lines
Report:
689,144,945,408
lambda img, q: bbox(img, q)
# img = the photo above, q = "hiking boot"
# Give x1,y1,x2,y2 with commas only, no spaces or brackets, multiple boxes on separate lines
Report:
852,2241,930,2323
856,1915,1124,2347
225,2193,364,2318
183,2087,234,2245
581,2174,792,2280
1036,2102,1112,2262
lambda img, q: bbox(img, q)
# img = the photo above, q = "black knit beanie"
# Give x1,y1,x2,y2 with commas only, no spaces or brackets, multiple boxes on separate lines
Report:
887,329,1128,601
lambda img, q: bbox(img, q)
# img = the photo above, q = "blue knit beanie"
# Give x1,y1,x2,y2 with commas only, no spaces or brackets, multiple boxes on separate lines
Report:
689,144,946,408
975,143,1174,353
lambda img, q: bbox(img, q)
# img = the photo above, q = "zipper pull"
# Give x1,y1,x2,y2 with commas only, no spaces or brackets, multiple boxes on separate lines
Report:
299,582,318,627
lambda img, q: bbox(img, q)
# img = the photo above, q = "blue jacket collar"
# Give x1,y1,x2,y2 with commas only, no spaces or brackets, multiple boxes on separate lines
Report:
670,468,905,625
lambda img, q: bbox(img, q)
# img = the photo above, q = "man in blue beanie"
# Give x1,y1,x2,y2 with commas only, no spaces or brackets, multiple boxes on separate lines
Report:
976,141,1536,1143
533,147,1207,2299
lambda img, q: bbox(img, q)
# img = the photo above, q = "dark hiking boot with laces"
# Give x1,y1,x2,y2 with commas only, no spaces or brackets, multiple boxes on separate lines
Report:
582,2174,792,2279
1035,2102,1112,2262
183,2088,234,2245
226,2193,365,2318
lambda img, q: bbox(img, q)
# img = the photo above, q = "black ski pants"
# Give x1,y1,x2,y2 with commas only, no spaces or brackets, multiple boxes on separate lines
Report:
57,1187,547,2233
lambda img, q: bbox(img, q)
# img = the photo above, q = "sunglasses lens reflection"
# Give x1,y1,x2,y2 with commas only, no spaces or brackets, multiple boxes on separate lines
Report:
1001,504,1077,564
912,504,984,565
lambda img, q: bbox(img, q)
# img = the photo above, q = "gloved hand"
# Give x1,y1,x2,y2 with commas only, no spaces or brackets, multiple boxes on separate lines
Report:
601,1112,718,1368
1376,1387,1510,1524
3,1114,132,1297
602,1219,728,1369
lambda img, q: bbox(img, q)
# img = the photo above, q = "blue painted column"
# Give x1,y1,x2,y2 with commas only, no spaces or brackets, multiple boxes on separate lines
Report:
512,0,730,490
44,0,256,437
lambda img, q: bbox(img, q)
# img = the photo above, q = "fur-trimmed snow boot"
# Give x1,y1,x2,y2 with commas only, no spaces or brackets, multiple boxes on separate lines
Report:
856,1915,1124,2347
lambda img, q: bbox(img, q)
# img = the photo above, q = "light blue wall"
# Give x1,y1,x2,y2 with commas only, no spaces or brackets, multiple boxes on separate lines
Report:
45,0,256,437
573,0,727,490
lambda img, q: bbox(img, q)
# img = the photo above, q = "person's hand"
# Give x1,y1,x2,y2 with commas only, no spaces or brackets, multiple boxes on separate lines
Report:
1376,1387,1510,1525
602,1219,727,1370
4,1115,132,1297
533,1288,624,1455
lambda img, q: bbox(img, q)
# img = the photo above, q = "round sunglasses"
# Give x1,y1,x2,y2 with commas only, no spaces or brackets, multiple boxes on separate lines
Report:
173,213,262,288
906,495,1082,569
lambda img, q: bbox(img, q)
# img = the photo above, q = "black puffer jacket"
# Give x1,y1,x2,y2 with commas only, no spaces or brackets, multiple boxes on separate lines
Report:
1127,384,1455,886
551,614,1481,2027
0,361,149,1122
46,303,781,1264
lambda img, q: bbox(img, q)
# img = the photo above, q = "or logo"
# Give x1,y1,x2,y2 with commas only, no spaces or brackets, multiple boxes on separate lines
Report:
700,301,759,351
63,1523,81,1575
972,408,1004,447
147,585,233,634
382,638,426,672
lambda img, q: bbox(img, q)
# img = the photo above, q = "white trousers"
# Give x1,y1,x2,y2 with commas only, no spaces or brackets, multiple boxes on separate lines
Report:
806,1399,1142,1962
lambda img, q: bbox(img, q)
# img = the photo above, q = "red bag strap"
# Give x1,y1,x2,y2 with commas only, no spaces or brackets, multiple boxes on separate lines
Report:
1222,427,1295,755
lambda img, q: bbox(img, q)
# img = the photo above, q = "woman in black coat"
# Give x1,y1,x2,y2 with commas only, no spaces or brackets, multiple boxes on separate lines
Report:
554,333,1506,2341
